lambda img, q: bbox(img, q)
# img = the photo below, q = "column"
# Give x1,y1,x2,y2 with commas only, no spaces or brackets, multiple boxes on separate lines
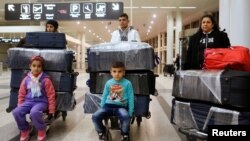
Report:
81,33,86,70
157,33,161,74
219,0,250,47
161,33,166,65
76,45,81,69
175,11,182,56
166,12,174,64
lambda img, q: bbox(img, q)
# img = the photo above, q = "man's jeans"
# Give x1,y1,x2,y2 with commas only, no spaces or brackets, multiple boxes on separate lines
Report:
92,105,130,135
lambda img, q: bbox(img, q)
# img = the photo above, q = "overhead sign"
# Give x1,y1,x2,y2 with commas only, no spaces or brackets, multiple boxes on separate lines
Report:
5,2,123,21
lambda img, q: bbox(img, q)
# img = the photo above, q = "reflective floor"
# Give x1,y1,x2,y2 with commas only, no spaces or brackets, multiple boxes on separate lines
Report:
0,70,186,141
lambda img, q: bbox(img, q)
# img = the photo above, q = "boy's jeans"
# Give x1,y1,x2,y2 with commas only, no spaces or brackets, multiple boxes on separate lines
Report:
92,105,130,135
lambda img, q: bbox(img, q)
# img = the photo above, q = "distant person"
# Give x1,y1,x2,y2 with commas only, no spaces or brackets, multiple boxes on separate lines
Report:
111,13,141,42
17,20,59,47
174,54,180,70
92,62,134,141
12,56,55,141
184,15,231,70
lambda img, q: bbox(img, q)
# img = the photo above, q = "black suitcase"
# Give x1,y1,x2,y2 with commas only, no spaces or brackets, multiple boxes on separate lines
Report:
172,69,250,108
134,95,151,117
87,42,154,72
10,69,78,92
24,32,67,49
171,98,250,132
89,71,156,95
7,48,74,72
83,92,102,114
6,88,19,112
56,92,76,111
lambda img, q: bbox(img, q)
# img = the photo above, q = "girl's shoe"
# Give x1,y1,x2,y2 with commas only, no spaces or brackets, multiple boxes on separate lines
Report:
37,130,46,141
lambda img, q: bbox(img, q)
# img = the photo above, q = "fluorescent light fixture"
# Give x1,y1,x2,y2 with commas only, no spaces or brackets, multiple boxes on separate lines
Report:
179,7,196,9
124,7,139,9
160,7,176,9
141,6,158,9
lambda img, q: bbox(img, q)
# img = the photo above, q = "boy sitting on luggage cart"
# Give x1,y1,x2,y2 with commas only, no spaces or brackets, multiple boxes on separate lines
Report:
92,62,134,141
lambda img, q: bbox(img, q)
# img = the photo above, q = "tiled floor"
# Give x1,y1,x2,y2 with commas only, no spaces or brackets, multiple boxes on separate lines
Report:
0,70,185,141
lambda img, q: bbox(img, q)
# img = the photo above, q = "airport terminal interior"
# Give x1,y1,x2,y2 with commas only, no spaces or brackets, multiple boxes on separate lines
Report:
0,0,250,141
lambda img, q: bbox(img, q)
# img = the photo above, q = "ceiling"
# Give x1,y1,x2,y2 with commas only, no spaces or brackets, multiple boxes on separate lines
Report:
0,0,219,45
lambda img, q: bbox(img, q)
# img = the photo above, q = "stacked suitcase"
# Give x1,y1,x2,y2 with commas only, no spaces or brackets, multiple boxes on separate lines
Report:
84,42,157,122
171,69,250,140
6,32,78,114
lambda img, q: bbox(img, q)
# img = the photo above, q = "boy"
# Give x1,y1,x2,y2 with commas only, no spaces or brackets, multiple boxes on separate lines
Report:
92,62,134,141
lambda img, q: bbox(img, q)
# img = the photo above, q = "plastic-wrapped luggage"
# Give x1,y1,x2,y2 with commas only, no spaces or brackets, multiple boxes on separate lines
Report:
7,48,74,72
171,99,250,132
56,92,76,111
87,42,154,72
83,92,151,117
172,69,250,108
24,32,67,49
83,92,102,114
89,71,156,95
10,69,78,92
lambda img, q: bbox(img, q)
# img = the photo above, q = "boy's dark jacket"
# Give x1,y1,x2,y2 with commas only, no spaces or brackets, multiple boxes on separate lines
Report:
184,30,231,70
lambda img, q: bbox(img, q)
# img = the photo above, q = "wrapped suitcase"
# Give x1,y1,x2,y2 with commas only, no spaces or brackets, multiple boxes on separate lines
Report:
83,92,102,114
10,69,78,92
172,69,250,108
7,48,74,72
87,42,154,72
171,98,250,132
56,92,76,111
24,32,67,49
89,71,156,95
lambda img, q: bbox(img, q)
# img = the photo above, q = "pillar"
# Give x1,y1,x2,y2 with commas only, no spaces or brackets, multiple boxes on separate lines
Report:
175,11,182,56
157,33,161,74
166,12,174,64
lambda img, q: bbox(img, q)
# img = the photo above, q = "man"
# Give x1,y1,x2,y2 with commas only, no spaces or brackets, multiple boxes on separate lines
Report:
111,13,141,42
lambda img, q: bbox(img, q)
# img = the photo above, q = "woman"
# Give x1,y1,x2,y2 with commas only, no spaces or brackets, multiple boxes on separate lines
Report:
184,15,231,70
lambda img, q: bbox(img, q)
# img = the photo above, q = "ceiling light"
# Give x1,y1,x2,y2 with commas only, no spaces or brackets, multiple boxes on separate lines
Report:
83,26,87,29
93,33,95,35
141,6,158,9
150,21,154,24
160,7,176,9
105,26,108,29
97,35,99,38
124,7,139,9
147,30,150,32
149,26,152,29
179,7,196,9
108,30,111,33
77,21,80,24
89,30,91,33
101,21,104,24
153,14,157,18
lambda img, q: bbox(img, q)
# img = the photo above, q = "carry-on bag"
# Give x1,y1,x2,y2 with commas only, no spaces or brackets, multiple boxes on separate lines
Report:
56,92,76,111
24,32,67,49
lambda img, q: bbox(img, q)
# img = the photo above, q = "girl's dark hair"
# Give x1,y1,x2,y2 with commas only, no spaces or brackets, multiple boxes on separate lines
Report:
198,14,220,33
111,61,125,69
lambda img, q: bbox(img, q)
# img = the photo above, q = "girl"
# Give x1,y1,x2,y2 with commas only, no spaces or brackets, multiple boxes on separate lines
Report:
12,56,55,141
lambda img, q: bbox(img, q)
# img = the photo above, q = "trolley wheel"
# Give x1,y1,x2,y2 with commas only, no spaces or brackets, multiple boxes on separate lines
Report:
146,112,151,119
136,116,142,126
62,111,67,121
6,108,11,113
154,89,159,96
